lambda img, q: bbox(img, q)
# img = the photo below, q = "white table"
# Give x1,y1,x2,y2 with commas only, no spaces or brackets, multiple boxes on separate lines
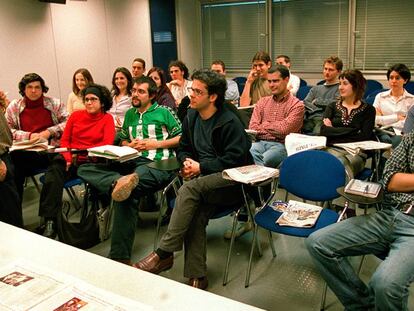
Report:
0,222,262,311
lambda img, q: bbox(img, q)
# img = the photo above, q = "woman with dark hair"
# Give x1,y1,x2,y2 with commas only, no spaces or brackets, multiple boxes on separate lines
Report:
167,60,192,106
147,67,176,110
66,68,94,114
108,67,133,129
320,69,376,177
374,63,414,147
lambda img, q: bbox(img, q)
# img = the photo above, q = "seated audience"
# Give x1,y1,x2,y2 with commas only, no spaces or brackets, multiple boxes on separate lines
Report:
108,67,133,129
135,70,253,290
210,59,240,104
77,76,182,265
131,58,146,78
303,56,342,134
306,132,414,310
275,55,301,96
6,73,68,237
249,65,304,168
66,68,94,114
147,67,176,110
167,60,192,106
320,69,375,178
374,63,414,148
0,90,22,227
239,51,272,107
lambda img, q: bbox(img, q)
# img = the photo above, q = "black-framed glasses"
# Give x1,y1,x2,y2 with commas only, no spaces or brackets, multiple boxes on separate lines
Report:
187,87,206,97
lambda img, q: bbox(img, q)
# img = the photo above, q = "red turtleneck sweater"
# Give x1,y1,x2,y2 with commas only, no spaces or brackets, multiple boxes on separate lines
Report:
20,96,54,135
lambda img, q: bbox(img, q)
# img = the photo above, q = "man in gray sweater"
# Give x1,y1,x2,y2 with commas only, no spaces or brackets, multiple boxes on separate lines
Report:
303,56,343,134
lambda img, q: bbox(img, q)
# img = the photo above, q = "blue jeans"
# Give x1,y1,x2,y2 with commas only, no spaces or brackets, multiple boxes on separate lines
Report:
306,207,414,311
250,140,287,168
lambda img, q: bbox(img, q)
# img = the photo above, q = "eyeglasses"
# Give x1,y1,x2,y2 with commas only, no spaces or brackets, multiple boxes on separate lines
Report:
84,97,99,103
187,87,206,97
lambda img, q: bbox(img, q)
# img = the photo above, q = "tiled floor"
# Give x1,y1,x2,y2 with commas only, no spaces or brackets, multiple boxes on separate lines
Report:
21,179,414,311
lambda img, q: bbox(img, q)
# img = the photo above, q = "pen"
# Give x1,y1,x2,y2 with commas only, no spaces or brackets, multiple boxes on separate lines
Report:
364,185,369,194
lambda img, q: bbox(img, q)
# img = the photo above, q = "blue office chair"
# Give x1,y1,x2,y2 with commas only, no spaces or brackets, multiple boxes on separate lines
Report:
404,81,414,95
245,150,347,309
299,78,308,87
233,76,247,95
365,88,387,105
364,80,383,100
296,85,312,100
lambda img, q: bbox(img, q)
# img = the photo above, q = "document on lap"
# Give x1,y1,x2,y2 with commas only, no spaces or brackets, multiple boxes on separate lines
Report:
87,145,140,162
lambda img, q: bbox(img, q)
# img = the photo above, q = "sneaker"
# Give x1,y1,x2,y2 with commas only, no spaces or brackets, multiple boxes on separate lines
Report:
223,221,253,240
111,173,139,202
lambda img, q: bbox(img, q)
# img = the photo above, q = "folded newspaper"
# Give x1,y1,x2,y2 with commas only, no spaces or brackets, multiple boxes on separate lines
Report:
10,137,50,152
333,140,392,156
344,178,381,198
222,164,279,184
285,133,327,156
87,145,139,162
276,200,322,228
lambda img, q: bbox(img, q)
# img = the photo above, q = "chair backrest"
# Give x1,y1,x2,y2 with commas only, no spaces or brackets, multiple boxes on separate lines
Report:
364,79,383,99
279,150,346,202
365,88,387,105
405,81,414,95
233,76,247,95
299,78,307,87
296,85,312,100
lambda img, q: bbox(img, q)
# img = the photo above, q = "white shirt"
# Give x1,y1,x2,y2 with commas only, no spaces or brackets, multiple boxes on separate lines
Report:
109,95,132,128
170,79,192,105
373,89,414,134
288,73,300,96
225,79,240,102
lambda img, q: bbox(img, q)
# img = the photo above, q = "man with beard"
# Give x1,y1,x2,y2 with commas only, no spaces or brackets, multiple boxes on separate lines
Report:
77,76,181,264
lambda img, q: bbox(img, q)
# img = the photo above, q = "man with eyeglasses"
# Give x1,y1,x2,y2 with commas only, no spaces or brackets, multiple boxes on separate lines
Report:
77,76,181,265
6,73,68,237
249,65,304,168
135,70,253,290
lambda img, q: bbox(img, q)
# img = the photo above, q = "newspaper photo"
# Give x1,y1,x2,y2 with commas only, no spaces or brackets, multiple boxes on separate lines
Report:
222,164,279,184
276,200,322,228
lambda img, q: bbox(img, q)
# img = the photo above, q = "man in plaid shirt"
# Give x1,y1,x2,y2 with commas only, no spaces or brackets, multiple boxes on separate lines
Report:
249,65,304,168
306,133,414,310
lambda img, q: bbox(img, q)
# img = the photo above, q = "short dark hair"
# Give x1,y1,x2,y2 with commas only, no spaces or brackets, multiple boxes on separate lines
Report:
191,69,227,108
387,63,411,84
252,51,271,64
81,83,113,112
18,73,49,97
268,65,290,79
339,69,366,103
133,76,158,102
72,68,94,95
324,56,343,71
112,67,133,96
276,55,291,64
168,60,189,79
211,60,226,71
133,58,146,69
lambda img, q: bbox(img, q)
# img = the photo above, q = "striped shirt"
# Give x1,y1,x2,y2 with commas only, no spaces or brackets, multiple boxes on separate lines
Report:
249,93,304,143
118,102,182,161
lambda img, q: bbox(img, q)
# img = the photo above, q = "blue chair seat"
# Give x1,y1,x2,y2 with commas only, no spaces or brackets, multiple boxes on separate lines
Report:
39,175,82,188
254,205,339,238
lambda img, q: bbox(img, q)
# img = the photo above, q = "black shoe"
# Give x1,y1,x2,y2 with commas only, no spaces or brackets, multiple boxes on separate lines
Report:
43,220,56,239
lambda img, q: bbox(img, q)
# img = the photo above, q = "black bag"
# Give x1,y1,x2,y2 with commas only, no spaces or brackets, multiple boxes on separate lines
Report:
56,185,100,249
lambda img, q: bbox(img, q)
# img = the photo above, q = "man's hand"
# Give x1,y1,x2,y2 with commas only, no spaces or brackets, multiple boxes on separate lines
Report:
180,158,201,179
323,118,333,127
169,79,183,87
31,130,51,140
0,160,7,182
128,139,160,151
246,68,259,83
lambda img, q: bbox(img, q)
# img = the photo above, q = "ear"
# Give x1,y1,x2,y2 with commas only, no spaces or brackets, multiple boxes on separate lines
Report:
267,61,272,68
209,93,218,103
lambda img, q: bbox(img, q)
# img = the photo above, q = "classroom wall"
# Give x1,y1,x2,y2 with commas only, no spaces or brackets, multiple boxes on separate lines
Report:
0,0,152,102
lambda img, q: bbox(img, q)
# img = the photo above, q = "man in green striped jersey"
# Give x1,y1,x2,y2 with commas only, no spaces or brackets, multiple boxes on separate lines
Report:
77,76,181,264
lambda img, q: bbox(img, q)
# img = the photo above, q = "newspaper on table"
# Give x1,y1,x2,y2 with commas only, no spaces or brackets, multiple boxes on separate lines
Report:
0,260,152,311
333,140,392,156
87,145,139,162
344,178,382,198
285,133,327,156
276,200,322,228
222,164,279,184
9,137,50,152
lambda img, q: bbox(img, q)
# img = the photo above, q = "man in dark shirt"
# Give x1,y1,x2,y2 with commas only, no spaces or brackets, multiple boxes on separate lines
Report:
135,70,253,289
306,133,414,310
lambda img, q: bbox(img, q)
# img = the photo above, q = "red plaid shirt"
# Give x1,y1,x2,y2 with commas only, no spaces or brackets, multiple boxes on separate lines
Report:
249,93,304,143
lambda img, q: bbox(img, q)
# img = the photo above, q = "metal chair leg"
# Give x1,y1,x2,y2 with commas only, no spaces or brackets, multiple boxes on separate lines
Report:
223,210,239,285
268,230,276,257
245,224,259,288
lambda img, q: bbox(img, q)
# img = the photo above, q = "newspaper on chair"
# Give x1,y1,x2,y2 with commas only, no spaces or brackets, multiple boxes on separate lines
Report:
333,140,392,156
276,200,322,228
285,133,327,156
222,164,279,184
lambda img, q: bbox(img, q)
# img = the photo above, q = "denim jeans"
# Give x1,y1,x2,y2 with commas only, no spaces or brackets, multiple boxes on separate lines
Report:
305,207,414,311
250,140,287,168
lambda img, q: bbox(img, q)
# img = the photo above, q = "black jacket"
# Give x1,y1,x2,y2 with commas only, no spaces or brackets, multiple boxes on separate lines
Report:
177,106,253,175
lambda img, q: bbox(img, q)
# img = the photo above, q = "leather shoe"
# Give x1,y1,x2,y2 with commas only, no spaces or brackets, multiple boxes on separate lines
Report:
111,173,139,202
43,220,56,239
134,252,173,274
188,277,208,290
